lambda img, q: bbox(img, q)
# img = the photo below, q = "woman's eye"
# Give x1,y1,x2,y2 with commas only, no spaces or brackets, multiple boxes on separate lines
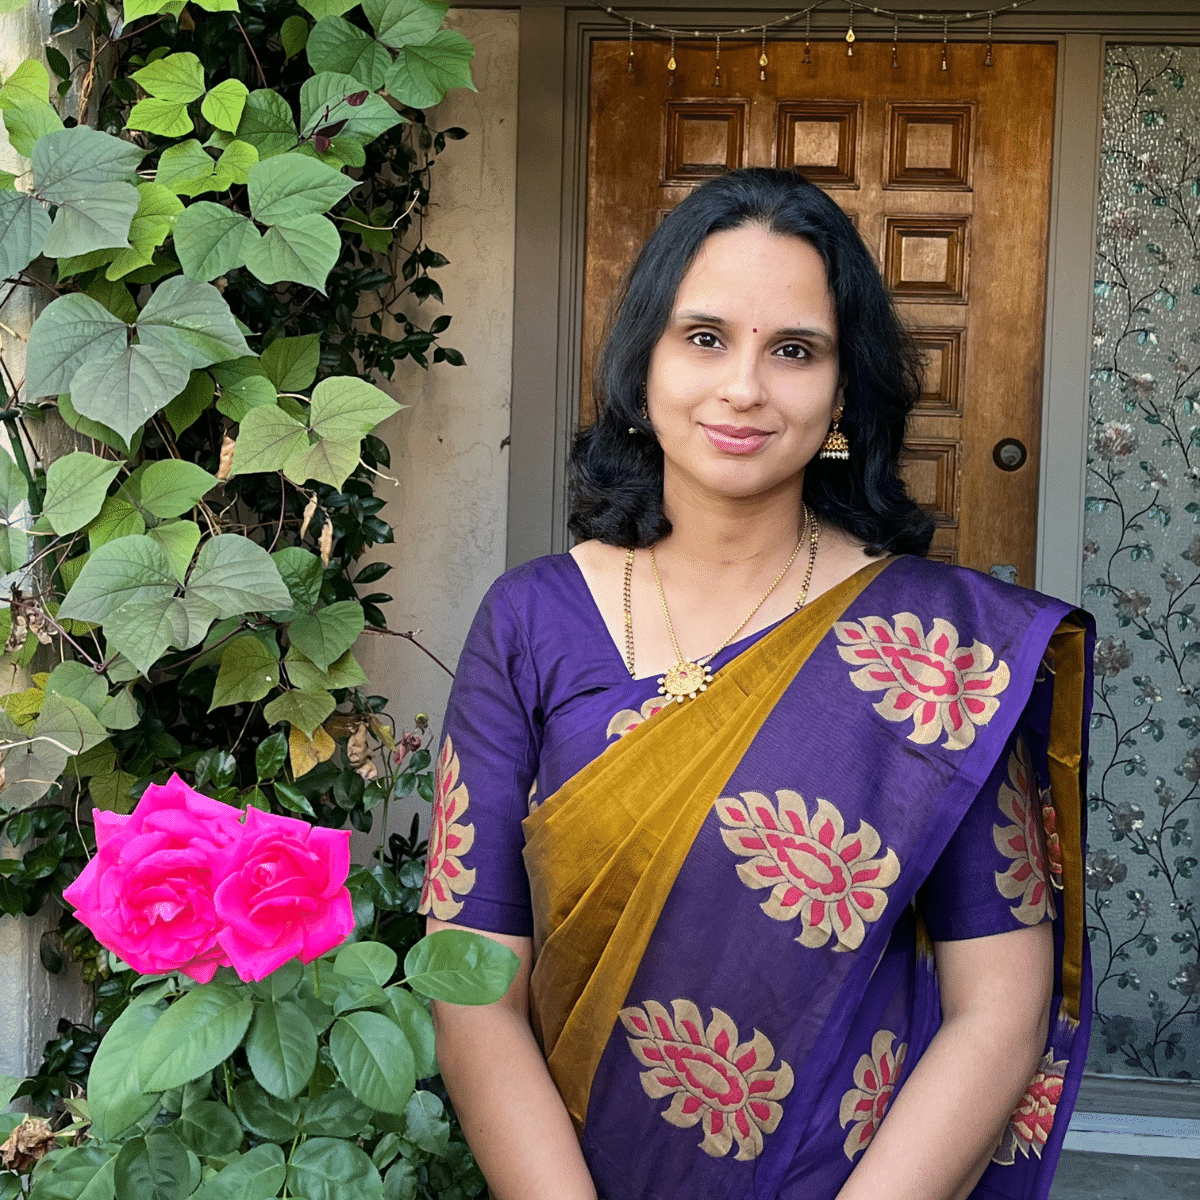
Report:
688,331,722,349
775,342,810,361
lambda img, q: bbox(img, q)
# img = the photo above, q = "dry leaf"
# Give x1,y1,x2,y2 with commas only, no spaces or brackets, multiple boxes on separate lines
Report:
300,494,318,540
288,724,337,778
346,723,369,767
216,435,236,482
0,1118,56,1170
318,520,333,567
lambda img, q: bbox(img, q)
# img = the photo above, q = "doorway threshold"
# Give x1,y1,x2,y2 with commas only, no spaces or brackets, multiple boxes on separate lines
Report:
1065,1077,1200,1158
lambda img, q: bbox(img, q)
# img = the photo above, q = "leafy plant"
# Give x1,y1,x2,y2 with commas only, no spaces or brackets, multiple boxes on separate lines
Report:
0,0,490,1191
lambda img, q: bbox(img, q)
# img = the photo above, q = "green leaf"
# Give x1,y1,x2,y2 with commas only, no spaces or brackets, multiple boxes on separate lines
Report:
137,984,253,1092
215,138,258,186
44,659,108,714
132,53,205,104
284,646,367,693
42,180,139,259
85,274,138,323
68,344,192,445
163,370,216,436
255,729,288,780
216,372,276,421
243,212,340,293
0,191,50,279
281,15,310,59
87,494,146,547
59,534,176,624
192,0,239,10
32,125,145,199
287,600,364,671
381,986,436,1079
34,691,108,757
382,1160,416,1200
244,999,318,1099
210,633,280,710
261,333,319,391
298,0,357,18
385,30,475,108
300,1087,371,1137
228,403,309,477
263,687,334,738
146,520,202,584
105,182,183,280
192,1144,285,1200
201,78,249,134
272,546,322,610
311,375,403,440
364,0,447,49
127,97,195,139
329,1010,415,1115
3,101,63,157
87,998,164,1139
170,1100,242,1156
156,139,223,196
122,0,182,16
114,1132,189,1200
89,767,139,812
247,152,356,225
0,60,50,111
402,1089,448,1155
25,293,126,398
28,1145,116,1200
173,201,256,281
335,941,396,986
58,393,138,458
102,597,191,674
231,1080,300,1142
307,17,391,90
235,89,298,160
40,451,122,536
403,929,520,1005
137,274,252,368
187,533,292,617
287,1139,382,1200
301,72,403,142
138,460,219,519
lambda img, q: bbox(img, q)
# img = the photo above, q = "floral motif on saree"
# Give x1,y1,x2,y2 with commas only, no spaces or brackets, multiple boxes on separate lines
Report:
993,739,1056,924
418,736,476,920
838,1028,907,1162
606,696,670,740
834,613,1011,749
992,1050,1068,1165
715,790,901,951
618,998,794,1162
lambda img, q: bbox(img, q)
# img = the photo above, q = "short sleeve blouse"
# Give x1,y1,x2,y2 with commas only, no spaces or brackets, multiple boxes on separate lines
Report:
419,555,1053,943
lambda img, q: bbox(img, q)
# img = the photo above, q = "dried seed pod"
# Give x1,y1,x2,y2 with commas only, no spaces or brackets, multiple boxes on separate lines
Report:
216,435,236,481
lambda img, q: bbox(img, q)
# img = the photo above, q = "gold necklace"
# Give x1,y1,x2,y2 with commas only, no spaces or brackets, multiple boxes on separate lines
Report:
622,506,820,702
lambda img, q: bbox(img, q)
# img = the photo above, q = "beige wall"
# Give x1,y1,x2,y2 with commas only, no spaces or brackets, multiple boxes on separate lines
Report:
355,9,519,828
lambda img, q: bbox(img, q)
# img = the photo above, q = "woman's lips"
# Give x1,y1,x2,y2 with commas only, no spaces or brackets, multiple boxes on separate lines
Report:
702,424,771,454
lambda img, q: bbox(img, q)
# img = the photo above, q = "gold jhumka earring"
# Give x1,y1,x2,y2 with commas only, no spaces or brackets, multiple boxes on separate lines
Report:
819,408,850,460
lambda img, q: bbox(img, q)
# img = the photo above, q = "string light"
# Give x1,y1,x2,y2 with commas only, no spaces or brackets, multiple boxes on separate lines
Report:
587,1,1041,84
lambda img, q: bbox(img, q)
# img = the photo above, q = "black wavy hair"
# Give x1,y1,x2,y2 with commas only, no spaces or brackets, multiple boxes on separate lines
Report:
567,167,934,556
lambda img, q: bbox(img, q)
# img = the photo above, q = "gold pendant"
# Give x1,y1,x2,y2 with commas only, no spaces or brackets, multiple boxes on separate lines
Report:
658,659,712,703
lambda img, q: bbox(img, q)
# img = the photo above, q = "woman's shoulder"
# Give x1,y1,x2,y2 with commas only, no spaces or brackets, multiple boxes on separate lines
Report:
878,555,1075,618
473,552,598,643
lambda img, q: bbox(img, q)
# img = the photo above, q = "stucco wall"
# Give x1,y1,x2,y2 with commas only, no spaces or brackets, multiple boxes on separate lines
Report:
354,8,519,829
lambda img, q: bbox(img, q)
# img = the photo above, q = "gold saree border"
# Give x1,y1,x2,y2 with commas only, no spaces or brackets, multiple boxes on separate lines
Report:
1046,616,1089,1023
521,557,893,1131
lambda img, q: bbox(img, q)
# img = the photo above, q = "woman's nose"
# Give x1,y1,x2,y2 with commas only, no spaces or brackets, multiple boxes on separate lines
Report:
721,350,765,409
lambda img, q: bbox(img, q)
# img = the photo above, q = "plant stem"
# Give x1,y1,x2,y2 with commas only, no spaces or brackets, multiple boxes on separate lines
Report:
363,627,455,678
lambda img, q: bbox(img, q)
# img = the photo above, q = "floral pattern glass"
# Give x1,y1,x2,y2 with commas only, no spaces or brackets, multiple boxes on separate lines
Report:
1083,45,1200,1076
418,735,476,920
715,790,900,952
618,998,795,1161
834,613,1010,750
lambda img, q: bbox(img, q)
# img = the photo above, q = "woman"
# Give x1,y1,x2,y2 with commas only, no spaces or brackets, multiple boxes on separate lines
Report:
421,168,1092,1200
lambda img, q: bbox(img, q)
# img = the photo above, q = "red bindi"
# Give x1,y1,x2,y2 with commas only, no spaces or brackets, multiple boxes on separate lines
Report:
753,327,758,333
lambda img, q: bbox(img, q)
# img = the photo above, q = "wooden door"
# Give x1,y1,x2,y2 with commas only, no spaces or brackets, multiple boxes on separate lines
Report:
584,39,1058,584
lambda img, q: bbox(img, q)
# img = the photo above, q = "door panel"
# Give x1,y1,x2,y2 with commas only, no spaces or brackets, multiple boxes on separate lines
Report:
583,39,1058,583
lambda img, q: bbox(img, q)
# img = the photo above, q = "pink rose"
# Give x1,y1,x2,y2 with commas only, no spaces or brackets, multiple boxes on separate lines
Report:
212,807,354,981
62,774,242,983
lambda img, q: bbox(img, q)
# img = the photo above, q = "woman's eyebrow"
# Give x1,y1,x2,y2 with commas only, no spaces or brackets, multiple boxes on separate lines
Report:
674,310,836,348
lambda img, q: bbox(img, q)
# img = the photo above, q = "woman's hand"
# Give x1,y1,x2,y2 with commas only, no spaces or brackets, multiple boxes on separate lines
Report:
835,922,1054,1200
425,917,599,1200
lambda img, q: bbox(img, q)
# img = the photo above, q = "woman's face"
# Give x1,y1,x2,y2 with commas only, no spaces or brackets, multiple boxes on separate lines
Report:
645,224,841,509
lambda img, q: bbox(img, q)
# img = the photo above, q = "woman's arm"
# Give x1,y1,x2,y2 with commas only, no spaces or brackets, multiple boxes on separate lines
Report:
835,922,1054,1200
426,916,599,1200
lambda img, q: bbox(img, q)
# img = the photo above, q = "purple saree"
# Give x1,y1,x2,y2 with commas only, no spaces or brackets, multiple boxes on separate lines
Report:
419,554,1093,1200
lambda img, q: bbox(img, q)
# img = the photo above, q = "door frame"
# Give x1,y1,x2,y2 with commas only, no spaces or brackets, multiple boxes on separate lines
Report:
498,1,1200,606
